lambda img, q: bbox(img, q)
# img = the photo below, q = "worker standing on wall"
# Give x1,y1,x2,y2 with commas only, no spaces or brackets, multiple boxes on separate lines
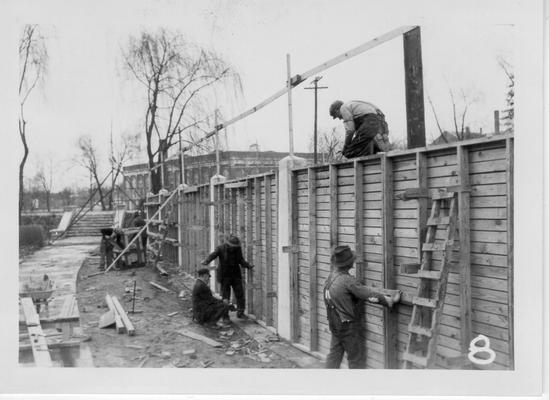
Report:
329,99,391,158
201,234,254,319
324,245,401,368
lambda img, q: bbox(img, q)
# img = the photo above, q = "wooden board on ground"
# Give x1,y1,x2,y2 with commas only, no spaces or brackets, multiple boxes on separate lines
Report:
177,328,223,347
20,297,53,367
111,295,136,336
105,294,125,334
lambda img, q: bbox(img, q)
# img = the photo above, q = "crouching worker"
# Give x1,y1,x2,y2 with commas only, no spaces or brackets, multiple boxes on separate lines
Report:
324,245,401,369
201,234,254,319
192,268,233,328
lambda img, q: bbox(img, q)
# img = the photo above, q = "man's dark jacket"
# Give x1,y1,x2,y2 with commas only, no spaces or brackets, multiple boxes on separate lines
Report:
192,279,225,324
203,244,252,283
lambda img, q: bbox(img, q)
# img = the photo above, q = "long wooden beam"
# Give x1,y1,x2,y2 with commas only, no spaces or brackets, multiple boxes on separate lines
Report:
179,26,417,153
457,145,472,358
307,168,318,352
264,174,274,326
381,155,398,369
21,297,53,367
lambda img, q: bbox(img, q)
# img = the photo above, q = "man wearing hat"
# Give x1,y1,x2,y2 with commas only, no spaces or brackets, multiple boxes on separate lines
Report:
324,245,401,368
201,234,254,319
192,268,233,327
329,99,391,158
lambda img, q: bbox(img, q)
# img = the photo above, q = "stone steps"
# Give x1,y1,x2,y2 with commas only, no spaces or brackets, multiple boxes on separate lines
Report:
65,211,114,237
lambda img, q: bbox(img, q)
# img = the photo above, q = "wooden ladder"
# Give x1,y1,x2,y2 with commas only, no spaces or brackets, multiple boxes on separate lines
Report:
402,189,458,368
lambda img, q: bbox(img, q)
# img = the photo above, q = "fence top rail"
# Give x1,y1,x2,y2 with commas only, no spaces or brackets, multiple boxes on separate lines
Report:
213,171,277,186
292,134,513,174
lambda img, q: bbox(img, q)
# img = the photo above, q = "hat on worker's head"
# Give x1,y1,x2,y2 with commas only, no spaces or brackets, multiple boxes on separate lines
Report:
224,234,241,247
197,268,211,277
331,245,356,269
329,100,344,119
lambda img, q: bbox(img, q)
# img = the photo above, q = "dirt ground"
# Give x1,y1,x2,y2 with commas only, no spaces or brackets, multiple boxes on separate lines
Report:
76,250,304,368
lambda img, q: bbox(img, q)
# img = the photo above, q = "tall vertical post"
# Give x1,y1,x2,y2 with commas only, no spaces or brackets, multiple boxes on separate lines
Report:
178,131,185,185
305,77,328,165
215,110,221,176
494,110,501,134
403,27,426,149
286,54,295,156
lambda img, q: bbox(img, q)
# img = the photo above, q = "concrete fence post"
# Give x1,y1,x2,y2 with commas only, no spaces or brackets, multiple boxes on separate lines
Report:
177,183,188,270
209,174,226,289
277,155,307,340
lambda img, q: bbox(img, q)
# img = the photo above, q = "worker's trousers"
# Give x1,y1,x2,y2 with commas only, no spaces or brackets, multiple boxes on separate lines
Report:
220,276,246,312
325,307,366,369
342,113,389,158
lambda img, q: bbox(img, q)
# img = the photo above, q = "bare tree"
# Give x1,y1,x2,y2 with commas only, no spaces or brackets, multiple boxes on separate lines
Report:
108,133,140,209
123,29,241,193
19,25,48,221
497,56,514,134
76,135,108,210
427,87,481,144
310,127,344,163
34,158,54,212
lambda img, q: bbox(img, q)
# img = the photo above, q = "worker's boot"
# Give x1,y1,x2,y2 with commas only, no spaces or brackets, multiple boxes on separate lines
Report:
374,133,391,152
236,311,248,320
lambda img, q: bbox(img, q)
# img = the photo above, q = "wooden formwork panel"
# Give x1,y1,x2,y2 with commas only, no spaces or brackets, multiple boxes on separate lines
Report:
289,137,513,369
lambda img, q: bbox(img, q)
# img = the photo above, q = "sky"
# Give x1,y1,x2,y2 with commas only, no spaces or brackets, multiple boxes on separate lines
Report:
8,0,516,190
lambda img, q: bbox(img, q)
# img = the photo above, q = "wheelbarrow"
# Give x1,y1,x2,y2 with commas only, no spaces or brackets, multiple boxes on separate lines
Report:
20,276,55,313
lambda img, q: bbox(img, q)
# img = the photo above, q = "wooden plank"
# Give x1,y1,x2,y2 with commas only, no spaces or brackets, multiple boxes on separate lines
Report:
224,181,248,189
105,294,125,334
308,168,318,352
354,160,367,359
26,324,53,367
290,171,300,343
412,296,437,308
506,137,514,369
381,155,397,368
403,26,426,148
111,295,136,336
149,281,171,292
457,145,472,358
177,328,223,347
21,297,40,326
329,165,338,249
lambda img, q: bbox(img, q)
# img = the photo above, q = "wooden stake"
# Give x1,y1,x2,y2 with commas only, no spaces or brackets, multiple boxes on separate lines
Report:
457,145,472,359
287,54,295,155
381,155,398,368
307,168,318,352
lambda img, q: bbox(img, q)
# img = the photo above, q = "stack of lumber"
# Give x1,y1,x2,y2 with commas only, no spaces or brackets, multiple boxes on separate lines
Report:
104,293,135,336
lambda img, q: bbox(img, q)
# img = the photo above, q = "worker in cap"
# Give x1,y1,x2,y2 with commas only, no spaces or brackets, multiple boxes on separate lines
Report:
324,245,401,368
329,99,391,158
201,234,254,319
192,268,234,327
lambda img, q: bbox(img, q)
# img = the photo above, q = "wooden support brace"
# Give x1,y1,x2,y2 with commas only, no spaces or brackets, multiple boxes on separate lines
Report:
307,168,318,352
290,171,300,343
457,145,472,358
506,138,514,369
381,155,398,368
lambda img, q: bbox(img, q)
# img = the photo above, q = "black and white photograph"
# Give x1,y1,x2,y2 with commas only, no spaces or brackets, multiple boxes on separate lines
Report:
1,0,544,397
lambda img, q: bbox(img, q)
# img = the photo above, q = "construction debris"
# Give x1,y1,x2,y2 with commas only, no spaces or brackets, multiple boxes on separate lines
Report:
111,295,136,336
105,294,125,334
167,311,179,317
138,355,149,368
149,281,171,292
125,344,144,350
177,328,223,348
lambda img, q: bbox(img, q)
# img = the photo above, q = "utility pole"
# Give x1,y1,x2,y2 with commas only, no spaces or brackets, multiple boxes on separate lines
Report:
215,109,221,176
305,76,328,164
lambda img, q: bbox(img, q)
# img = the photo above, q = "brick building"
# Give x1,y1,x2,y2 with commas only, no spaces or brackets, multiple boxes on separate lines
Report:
119,150,314,209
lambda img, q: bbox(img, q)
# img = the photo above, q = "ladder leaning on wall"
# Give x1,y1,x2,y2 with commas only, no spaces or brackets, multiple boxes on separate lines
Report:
402,188,459,368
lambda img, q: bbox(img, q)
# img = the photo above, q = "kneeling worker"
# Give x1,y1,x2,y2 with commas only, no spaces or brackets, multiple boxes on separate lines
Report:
324,245,401,369
192,268,233,327
329,99,390,158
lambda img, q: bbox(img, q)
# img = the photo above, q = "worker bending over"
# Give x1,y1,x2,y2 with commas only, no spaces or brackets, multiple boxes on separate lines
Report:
329,99,390,158
324,245,401,369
